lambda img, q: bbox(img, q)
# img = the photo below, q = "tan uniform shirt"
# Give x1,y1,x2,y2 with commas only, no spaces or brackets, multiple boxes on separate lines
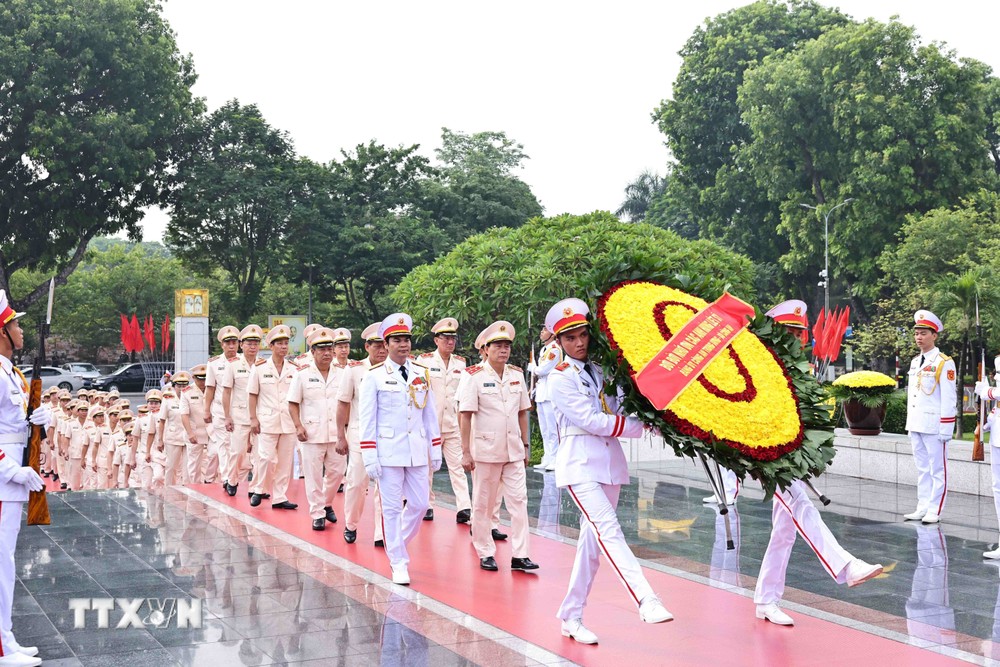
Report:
458,363,531,463
67,420,89,459
95,425,114,466
247,357,298,434
204,354,230,419
419,351,466,434
287,364,346,443
336,359,371,442
158,399,186,446
178,385,209,443
221,354,255,425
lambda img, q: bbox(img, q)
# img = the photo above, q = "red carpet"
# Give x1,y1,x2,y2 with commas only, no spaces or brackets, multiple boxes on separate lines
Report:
191,481,960,666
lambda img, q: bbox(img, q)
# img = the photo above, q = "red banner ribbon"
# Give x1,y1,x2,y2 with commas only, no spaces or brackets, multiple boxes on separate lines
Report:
634,293,755,410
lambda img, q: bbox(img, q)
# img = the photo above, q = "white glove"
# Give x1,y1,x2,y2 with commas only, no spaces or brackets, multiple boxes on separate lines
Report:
976,380,993,401
28,404,51,429
430,455,442,472
11,467,44,492
994,372,1000,389
365,461,382,480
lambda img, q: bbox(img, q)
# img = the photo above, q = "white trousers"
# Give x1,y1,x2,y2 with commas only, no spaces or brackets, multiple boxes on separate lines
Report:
753,480,854,604
906,525,954,642
379,465,430,569
0,500,22,657
910,431,948,515
557,482,655,620
710,506,742,589
991,445,1000,537
537,401,559,467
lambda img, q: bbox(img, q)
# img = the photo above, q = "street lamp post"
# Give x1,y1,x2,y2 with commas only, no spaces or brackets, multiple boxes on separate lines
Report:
800,197,854,314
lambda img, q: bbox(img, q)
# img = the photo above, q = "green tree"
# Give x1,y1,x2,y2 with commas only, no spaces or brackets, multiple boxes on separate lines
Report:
652,0,848,264
0,0,199,308
615,170,667,222
393,211,755,361
738,19,998,307
164,100,309,321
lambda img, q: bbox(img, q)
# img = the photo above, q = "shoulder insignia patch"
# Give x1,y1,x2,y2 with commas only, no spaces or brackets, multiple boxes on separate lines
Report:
419,352,434,358
466,366,483,375
508,364,523,373
287,360,300,370
255,359,267,366
348,360,365,367
368,362,384,370
555,361,571,371
408,354,416,360
228,356,239,363
939,353,952,362
412,361,427,370
454,355,465,362
208,355,220,362
947,369,955,381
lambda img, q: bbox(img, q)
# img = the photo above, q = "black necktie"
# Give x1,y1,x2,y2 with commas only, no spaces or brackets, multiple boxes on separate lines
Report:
919,355,925,368
584,362,598,385
399,365,408,382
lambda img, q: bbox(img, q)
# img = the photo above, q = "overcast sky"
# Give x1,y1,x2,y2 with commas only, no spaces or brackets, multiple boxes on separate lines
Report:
139,0,1000,241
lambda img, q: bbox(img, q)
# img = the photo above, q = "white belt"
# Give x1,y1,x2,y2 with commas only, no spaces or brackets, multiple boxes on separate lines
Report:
561,426,592,438
0,431,28,446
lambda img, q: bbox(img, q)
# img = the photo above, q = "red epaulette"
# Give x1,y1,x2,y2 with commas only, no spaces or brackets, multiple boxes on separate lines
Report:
348,360,365,367
208,355,220,362
465,365,483,375
408,354,416,360
418,352,434,358
508,364,523,373
228,356,239,363
180,386,190,393
254,358,267,366
287,360,300,370
555,361,570,371
454,355,465,361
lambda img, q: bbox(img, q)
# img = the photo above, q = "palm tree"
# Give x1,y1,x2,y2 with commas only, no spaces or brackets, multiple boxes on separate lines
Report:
615,170,667,222
931,267,1000,438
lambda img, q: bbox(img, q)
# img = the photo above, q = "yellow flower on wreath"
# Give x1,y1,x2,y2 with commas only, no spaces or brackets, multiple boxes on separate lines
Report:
832,370,896,389
600,281,803,460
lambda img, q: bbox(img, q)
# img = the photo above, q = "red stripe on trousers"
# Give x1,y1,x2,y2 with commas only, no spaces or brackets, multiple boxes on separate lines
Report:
567,485,640,605
773,491,837,579
937,441,948,514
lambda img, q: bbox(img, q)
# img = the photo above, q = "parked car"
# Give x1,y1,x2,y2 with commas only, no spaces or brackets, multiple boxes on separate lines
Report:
61,362,101,379
16,365,86,392
87,361,175,392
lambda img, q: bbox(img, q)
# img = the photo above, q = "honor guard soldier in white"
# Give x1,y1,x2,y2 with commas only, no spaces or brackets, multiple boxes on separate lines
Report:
753,300,883,627
222,324,263,497
0,290,47,667
527,326,561,471
203,325,240,486
975,355,1000,558
287,328,349,530
419,317,469,523
336,323,387,545
458,321,537,573
545,298,671,644
358,313,442,585
248,324,300,510
905,310,956,524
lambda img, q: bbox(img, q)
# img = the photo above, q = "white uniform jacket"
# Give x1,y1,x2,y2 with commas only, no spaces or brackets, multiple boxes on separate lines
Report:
527,340,561,403
905,347,958,438
548,357,643,488
359,359,442,467
0,357,29,501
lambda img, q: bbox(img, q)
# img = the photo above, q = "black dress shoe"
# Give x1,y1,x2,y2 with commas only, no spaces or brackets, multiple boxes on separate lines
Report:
492,528,508,541
344,528,357,543
456,509,471,524
338,483,344,493
312,518,325,531
480,556,499,571
226,483,237,497
511,557,539,571
272,501,298,510
52,474,59,481
60,483,67,490
249,493,262,507
374,539,384,548
324,506,337,523
261,493,271,500
424,508,434,521
222,481,228,491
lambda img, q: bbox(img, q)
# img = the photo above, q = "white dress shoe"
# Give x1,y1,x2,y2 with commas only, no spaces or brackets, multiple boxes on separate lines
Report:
0,652,42,667
703,494,735,505
638,596,674,623
984,547,1000,559
845,559,883,587
903,509,926,521
561,618,598,644
391,565,410,585
756,602,794,626
544,463,555,471
921,512,940,524
12,645,38,658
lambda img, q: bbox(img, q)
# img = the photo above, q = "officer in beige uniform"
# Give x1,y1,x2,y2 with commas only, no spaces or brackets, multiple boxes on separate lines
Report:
159,375,190,486
65,401,91,491
292,323,322,479
222,324,263,496
418,318,470,523
180,365,210,483
336,323,387,545
248,325,300,509
288,328,349,530
129,401,153,489
459,321,537,573
204,325,240,486
148,388,173,488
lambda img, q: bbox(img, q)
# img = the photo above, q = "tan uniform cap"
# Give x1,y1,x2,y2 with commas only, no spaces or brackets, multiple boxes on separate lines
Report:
240,324,264,341
265,324,292,346
217,325,240,342
480,320,515,345
431,318,459,336
361,323,382,342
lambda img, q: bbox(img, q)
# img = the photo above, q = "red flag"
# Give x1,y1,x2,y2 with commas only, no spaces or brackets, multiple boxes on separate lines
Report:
829,307,851,362
120,314,129,352
144,314,155,351
161,315,171,353
130,314,143,352
811,308,827,360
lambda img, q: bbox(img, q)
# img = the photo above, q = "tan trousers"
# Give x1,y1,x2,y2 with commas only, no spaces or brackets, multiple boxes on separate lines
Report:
429,431,471,512
472,460,529,559
252,432,296,503
225,423,255,487
187,441,207,484
164,443,188,486
67,457,83,490
206,419,228,483
301,442,347,520
343,435,383,541
96,465,111,490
